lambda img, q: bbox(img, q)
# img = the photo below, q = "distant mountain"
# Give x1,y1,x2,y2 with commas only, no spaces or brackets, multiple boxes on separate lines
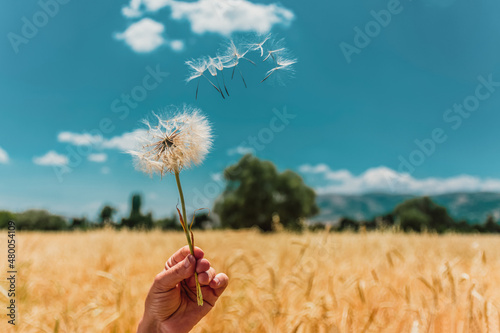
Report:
315,192,500,224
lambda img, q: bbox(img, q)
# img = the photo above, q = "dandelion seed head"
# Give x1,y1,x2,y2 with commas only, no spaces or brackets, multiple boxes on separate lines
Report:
129,105,213,176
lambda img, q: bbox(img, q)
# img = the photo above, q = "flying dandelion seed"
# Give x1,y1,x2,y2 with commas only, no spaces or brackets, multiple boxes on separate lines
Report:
184,33,297,98
214,56,230,96
219,40,255,88
128,105,213,306
261,53,297,85
207,56,227,99
247,33,272,57
185,57,223,99
262,38,287,62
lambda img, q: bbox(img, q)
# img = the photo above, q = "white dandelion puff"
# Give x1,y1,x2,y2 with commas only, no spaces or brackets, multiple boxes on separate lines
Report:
128,106,213,177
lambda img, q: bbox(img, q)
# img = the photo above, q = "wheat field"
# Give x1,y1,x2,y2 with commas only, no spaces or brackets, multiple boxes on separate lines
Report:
1,229,499,332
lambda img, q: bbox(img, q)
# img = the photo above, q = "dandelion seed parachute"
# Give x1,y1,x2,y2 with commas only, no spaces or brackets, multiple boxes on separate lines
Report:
260,53,297,85
218,39,255,87
207,56,226,99
184,33,297,97
247,33,272,57
262,38,287,62
185,57,222,99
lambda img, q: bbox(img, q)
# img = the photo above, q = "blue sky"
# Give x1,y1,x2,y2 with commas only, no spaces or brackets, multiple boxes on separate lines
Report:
1,0,500,219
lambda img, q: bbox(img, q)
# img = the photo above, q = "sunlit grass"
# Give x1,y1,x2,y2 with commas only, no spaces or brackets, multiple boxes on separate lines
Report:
1,229,499,332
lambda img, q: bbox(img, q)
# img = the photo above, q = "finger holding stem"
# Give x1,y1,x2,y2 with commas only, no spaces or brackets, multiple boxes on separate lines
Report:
175,170,204,306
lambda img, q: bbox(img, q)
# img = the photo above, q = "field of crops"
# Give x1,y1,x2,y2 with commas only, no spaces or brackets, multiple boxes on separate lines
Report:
1,229,499,332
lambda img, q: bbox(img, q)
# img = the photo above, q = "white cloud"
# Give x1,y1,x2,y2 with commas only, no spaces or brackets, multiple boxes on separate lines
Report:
299,163,331,174
58,132,102,146
122,0,170,16
115,18,166,53
210,172,223,182
88,153,108,163
101,129,147,151
58,129,147,152
299,163,500,195
33,151,68,166
169,39,185,52
122,0,144,17
227,145,255,156
169,0,295,35
121,0,295,35
0,146,9,164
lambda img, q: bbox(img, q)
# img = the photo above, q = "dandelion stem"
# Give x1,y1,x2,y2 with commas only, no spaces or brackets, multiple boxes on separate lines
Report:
174,171,204,306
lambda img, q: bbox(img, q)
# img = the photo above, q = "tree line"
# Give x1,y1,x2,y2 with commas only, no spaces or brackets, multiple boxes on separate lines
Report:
1,155,499,233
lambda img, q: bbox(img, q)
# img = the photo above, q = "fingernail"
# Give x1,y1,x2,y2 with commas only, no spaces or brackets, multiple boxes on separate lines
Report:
184,255,195,268
213,277,220,286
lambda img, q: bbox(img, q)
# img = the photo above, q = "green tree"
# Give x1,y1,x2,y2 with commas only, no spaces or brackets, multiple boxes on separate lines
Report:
99,205,117,226
394,196,453,233
0,210,15,229
122,193,154,229
15,210,67,231
70,217,89,230
483,215,500,233
214,154,318,232
156,214,181,230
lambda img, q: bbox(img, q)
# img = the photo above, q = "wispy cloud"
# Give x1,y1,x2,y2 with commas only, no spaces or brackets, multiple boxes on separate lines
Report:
0,146,9,164
227,145,255,156
88,153,108,163
120,0,294,35
33,151,68,166
299,164,500,195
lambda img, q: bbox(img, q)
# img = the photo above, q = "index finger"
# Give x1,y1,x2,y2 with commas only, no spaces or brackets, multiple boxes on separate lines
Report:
166,246,204,269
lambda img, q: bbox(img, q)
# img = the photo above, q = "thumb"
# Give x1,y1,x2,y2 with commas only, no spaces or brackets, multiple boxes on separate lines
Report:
154,254,196,290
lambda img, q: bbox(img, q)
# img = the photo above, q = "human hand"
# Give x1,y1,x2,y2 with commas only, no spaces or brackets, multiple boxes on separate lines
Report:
137,246,229,333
